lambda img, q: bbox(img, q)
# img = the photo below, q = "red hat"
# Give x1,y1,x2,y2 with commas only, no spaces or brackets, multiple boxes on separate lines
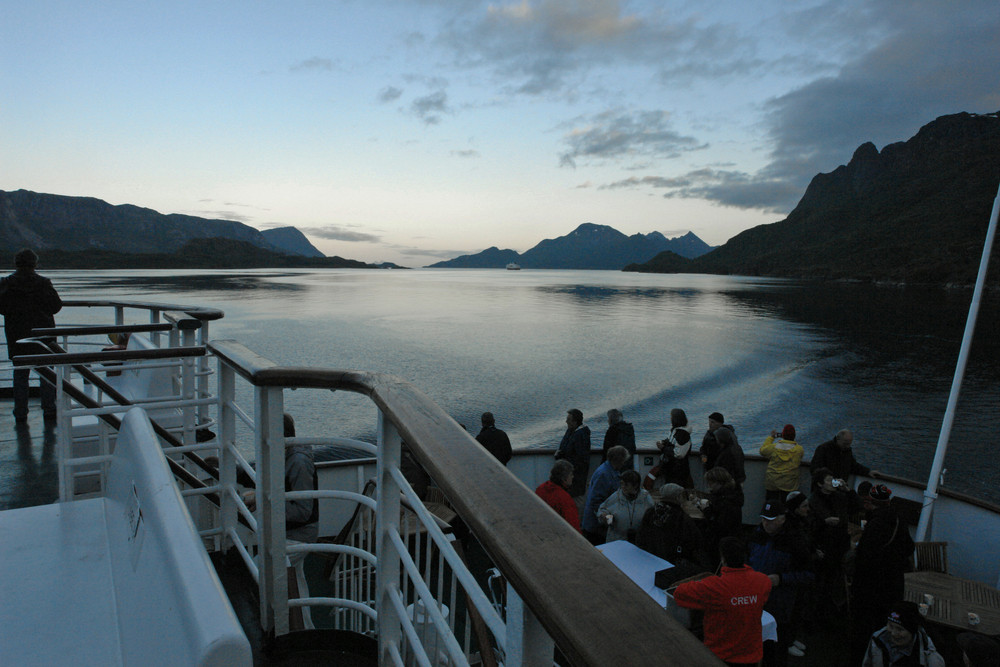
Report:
781,424,796,440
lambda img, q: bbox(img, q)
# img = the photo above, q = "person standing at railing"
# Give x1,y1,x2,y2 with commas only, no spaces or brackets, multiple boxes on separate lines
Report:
555,408,590,498
475,411,512,465
0,249,62,424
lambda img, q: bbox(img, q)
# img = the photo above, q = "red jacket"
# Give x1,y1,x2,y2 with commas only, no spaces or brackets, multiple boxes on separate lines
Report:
673,565,772,663
535,480,580,531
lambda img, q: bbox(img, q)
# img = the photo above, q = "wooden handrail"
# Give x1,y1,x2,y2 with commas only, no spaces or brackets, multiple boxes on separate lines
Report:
208,340,721,666
11,345,206,367
30,323,176,337
60,299,224,321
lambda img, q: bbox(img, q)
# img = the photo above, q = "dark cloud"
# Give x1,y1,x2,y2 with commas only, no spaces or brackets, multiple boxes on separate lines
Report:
437,2,773,97
411,90,449,124
377,86,403,103
298,226,382,243
559,110,707,167
602,170,802,212
289,57,335,73
596,3,1000,212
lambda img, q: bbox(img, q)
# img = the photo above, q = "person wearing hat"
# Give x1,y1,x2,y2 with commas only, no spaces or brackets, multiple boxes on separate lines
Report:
957,632,1000,667
861,600,945,666
760,424,805,502
851,484,916,664
0,249,62,423
747,499,814,666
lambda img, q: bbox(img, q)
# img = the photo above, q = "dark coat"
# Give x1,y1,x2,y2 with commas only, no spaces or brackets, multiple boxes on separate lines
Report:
810,438,871,479
601,421,636,469
747,525,814,624
476,425,512,465
556,425,591,497
636,501,709,569
714,430,746,486
0,268,62,358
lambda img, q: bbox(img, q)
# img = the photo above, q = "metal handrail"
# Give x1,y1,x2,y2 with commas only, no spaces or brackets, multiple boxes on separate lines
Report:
207,339,720,666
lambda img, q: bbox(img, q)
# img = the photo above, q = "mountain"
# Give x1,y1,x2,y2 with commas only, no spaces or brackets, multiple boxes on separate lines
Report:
0,237,374,270
427,246,522,268
427,225,712,269
0,190,289,256
626,111,1000,285
261,226,325,257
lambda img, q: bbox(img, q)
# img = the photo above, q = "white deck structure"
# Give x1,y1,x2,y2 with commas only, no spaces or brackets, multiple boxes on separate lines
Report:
0,407,251,666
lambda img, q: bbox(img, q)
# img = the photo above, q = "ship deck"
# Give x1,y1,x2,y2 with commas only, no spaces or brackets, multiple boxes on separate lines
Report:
0,394,976,667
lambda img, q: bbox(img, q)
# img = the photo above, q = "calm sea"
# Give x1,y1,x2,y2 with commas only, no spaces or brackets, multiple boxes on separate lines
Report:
50,268,1000,503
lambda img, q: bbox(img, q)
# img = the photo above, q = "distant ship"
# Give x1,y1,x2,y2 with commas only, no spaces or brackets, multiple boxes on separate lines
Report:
506,262,521,270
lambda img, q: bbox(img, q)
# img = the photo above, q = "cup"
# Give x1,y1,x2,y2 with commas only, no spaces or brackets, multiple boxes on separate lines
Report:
968,612,980,626
605,514,613,525
918,603,929,616
923,593,934,606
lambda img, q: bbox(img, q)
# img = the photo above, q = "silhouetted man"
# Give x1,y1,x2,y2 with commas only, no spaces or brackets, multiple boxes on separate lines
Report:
475,411,512,465
0,249,62,423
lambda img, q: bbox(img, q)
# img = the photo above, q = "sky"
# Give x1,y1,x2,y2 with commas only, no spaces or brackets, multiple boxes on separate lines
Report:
2,1,998,267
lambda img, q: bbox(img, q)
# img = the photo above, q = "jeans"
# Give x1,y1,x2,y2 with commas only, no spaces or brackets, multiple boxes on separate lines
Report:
13,367,55,420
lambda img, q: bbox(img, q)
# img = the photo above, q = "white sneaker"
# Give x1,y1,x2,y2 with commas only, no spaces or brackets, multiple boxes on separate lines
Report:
793,640,806,651
787,645,805,657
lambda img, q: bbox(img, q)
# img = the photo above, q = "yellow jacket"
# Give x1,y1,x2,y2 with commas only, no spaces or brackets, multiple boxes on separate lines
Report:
759,436,804,492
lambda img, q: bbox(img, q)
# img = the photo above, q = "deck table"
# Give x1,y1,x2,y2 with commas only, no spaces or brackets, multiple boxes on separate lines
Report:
904,571,1000,636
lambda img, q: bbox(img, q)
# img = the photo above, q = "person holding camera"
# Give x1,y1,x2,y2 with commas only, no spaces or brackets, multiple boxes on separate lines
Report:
808,467,862,620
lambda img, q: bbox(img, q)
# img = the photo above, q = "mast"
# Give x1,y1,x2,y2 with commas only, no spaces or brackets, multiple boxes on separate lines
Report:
916,180,1000,542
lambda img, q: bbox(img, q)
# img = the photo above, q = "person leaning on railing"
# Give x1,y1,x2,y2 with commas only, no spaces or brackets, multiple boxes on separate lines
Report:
0,249,62,424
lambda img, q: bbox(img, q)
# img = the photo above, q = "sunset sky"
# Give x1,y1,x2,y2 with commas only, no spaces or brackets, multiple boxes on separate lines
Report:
2,1,997,266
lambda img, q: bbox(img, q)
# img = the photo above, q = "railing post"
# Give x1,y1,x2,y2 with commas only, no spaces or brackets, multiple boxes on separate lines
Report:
55,364,73,502
196,320,210,429
180,327,196,446
376,410,403,664
217,361,237,552
505,585,554,667
256,385,288,635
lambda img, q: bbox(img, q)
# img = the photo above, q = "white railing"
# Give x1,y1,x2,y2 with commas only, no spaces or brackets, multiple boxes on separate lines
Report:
210,352,511,665
18,302,720,666
206,339,717,666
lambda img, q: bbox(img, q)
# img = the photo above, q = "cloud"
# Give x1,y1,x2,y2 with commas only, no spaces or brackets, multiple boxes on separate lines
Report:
558,110,707,167
188,209,256,223
411,90,450,124
289,57,335,73
436,1,771,97
298,226,382,243
377,86,403,103
594,3,1000,212
601,170,801,212
450,149,480,158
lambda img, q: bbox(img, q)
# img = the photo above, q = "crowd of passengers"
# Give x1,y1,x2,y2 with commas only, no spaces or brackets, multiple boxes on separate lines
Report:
473,408,999,667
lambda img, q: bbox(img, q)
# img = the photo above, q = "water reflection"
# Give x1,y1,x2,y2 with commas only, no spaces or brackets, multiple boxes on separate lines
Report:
2,423,58,510
58,272,307,294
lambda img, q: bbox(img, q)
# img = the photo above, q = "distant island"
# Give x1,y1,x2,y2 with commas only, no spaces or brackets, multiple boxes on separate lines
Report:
427,225,713,270
625,111,1000,286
